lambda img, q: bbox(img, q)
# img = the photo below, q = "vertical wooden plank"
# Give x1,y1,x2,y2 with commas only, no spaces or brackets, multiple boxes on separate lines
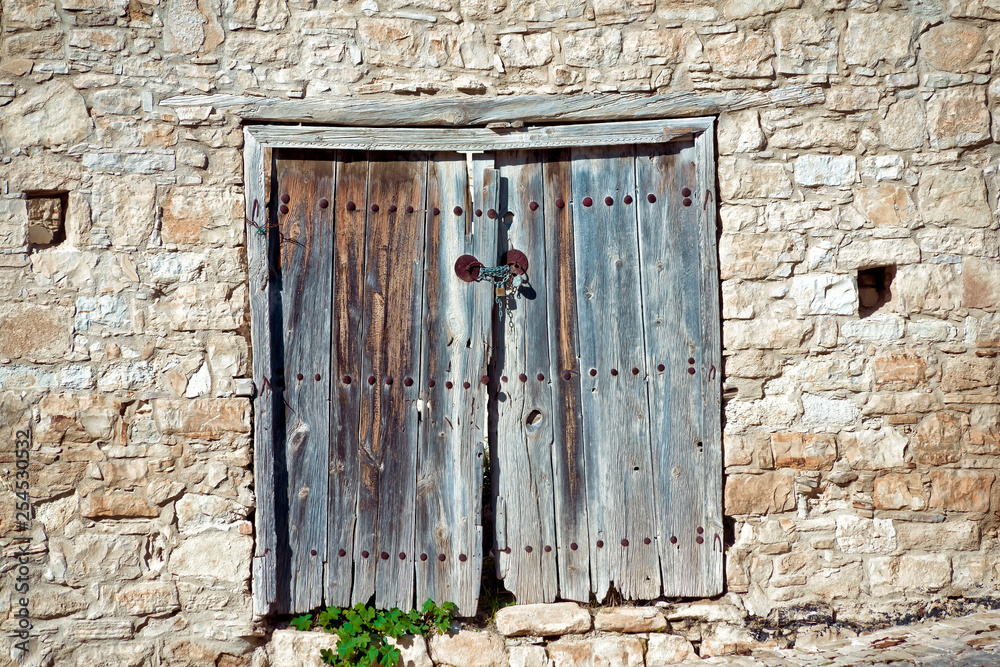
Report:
275,151,334,612
244,128,278,615
636,137,722,597
353,153,427,610
542,150,591,603
571,146,660,601
416,152,495,616
325,151,367,607
493,151,558,603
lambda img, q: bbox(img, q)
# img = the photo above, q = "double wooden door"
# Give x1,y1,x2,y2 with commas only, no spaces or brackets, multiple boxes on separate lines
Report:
266,140,721,616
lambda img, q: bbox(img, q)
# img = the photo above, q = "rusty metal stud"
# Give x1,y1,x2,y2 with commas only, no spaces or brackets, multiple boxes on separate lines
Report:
556,199,565,208
697,526,704,534
319,199,329,209
475,208,483,217
311,549,317,556
529,201,539,211
428,379,435,388
406,205,414,213
388,204,397,212
404,377,413,387
687,367,696,375
643,537,651,545
487,209,497,219
339,549,347,557
280,194,290,204
380,552,389,560
296,373,304,381
279,204,289,214
647,194,657,203
537,373,545,381
544,545,552,553
362,550,370,558
399,552,406,560
570,542,578,550
368,376,376,385
501,375,508,383
696,536,704,544
624,195,633,205
438,554,446,561
504,249,529,275
596,540,604,548
455,254,483,282
314,374,321,381
420,553,428,561
669,536,677,544
681,187,692,197
631,367,639,375
433,207,440,215
657,364,665,372
343,375,352,384
525,545,533,553
563,371,571,380
611,368,619,376
683,197,692,207
590,368,597,377
605,196,614,206
463,381,471,389
583,197,593,207
453,206,463,216
346,201,357,211
688,357,695,364
445,381,453,389
503,547,511,554
385,377,393,385
459,553,467,562
370,204,379,212
621,539,629,547
519,373,527,382
481,375,490,385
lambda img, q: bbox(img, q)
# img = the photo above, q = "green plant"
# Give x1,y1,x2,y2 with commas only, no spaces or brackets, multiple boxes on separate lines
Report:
291,599,457,667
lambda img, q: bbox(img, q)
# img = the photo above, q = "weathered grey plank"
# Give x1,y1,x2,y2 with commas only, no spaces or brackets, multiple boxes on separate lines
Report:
493,151,558,603
415,153,494,616
244,128,278,615
247,119,702,152
542,150,591,603
275,152,335,612
354,153,427,610
571,146,660,601
162,85,824,126
325,151,366,607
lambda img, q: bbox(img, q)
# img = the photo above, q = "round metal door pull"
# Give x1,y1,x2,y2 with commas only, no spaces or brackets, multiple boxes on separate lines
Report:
454,254,483,282
504,249,529,275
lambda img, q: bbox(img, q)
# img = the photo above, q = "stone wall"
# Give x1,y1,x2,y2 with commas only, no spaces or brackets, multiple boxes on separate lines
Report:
1,0,999,663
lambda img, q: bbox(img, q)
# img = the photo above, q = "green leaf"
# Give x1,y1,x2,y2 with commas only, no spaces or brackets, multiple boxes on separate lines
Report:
290,614,313,631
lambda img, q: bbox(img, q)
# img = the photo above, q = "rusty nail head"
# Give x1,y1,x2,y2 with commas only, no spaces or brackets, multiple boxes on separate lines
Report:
339,548,347,557
537,373,545,381
343,375,352,384
362,550,370,558
697,526,704,534
544,545,552,553
669,536,677,544
563,371,571,380
346,201,356,211
463,381,471,389
688,367,696,375
590,368,597,377
481,375,489,384
311,549,317,556
399,552,406,560
596,540,604,548
453,206,463,216
370,203,379,212
605,196,614,206
385,377,393,385
688,357,695,364
406,205,414,213
314,374,321,381
632,367,639,375
611,369,618,376
643,537,651,545
368,376,376,385
433,207,440,215
529,201,539,211
681,187,692,197
428,379,436,388
525,545,532,553
445,381,453,389
583,197,593,207
280,194,290,203
647,194,656,203
420,553,428,561
380,552,389,560
657,364,665,372
683,198,692,207
404,377,413,386
487,209,497,219
319,199,329,209
501,375,508,383
624,195,633,205
696,536,704,544
438,554,446,561
556,199,565,208
519,373,527,382
296,373,304,381
459,553,467,562
279,204,289,214
570,542,578,550
621,539,629,547
503,547,511,554
475,208,483,217
388,204,397,212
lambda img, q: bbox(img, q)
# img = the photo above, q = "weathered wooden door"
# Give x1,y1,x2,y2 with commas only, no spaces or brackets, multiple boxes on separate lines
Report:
253,122,721,615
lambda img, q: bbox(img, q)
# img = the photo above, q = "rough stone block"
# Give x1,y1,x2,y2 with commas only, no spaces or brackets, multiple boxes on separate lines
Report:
724,319,813,350
841,427,908,470
801,395,860,427
498,33,553,68
854,185,918,228
894,264,962,314
269,629,338,667
704,31,774,78
91,175,156,248
929,470,994,513
920,22,986,72
874,473,926,511
873,350,928,390
770,119,858,151
429,630,507,667
835,515,896,554
496,602,591,636
65,619,135,641
0,302,74,362
963,257,1000,309
593,607,665,632
717,109,765,154
826,86,880,111
547,637,643,667
32,584,88,619
790,274,856,315
35,393,120,444
152,399,250,438
389,634,433,667
170,530,253,584
895,520,980,551
724,472,795,515
176,493,249,532
1,82,92,149
918,167,993,229
507,645,547,667
770,432,837,470
115,582,181,616
151,283,245,331
646,634,698,665
161,187,244,246
719,158,793,199
82,493,159,519
912,412,963,466
562,28,623,68
841,315,906,342
941,357,997,393
0,199,28,250
771,11,837,75
74,644,154,667
927,86,991,149
844,13,915,67
794,155,856,187
719,233,803,280
3,0,59,28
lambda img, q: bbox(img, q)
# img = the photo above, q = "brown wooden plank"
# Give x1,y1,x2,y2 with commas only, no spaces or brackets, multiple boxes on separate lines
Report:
571,146,660,601
275,151,335,612
353,153,427,610
164,86,823,126
542,149,591,603
415,153,495,616
244,128,278,615
325,151,366,607
492,151,558,603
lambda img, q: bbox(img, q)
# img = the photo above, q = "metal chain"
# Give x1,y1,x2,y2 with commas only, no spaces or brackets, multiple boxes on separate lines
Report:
476,265,524,322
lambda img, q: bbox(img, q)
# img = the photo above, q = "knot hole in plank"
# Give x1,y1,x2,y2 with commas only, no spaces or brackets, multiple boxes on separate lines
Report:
525,409,543,432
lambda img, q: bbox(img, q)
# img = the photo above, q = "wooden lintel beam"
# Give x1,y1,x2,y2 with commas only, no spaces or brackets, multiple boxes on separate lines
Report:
161,85,824,127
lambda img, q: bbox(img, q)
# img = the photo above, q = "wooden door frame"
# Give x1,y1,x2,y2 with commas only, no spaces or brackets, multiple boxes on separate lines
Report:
242,113,718,615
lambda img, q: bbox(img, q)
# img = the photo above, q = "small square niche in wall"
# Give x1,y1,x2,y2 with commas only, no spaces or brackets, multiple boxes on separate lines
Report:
26,193,67,250
858,265,895,318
